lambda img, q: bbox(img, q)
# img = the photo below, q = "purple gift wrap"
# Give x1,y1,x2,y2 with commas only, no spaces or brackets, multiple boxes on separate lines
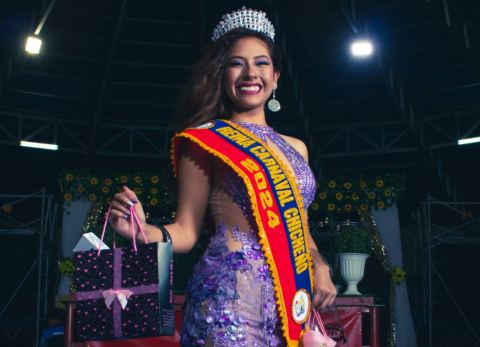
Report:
73,242,174,341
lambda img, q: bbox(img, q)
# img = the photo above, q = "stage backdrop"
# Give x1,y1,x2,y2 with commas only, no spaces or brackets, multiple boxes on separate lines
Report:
371,203,417,347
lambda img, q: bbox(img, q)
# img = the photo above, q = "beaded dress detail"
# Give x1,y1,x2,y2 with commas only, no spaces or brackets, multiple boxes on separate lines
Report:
180,121,317,346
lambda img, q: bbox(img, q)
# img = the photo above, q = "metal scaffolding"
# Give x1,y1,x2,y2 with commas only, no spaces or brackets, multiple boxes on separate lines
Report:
414,196,480,347
0,189,57,347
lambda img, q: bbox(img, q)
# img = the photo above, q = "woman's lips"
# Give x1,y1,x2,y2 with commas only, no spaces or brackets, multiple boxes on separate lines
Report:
237,84,262,95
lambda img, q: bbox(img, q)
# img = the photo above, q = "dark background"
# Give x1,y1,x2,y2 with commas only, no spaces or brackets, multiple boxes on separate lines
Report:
1,0,479,346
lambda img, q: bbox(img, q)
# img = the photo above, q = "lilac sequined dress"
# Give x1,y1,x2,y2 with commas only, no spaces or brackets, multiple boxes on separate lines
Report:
180,121,317,346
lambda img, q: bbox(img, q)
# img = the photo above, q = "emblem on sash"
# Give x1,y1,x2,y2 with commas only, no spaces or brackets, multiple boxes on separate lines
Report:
292,289,311,324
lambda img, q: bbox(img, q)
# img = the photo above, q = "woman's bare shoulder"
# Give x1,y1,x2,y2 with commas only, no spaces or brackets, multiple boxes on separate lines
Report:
278,134,309,163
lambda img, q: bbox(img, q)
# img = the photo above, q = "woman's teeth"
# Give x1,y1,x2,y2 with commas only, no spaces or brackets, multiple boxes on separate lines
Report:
239,85,260,93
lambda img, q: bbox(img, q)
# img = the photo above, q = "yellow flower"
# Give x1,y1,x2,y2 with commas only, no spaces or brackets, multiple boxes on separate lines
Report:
90,177,98,185
344,204,353,212
102,186,110,193
391,266,407,285
134,188,142,195
335,192,343,201
319,192,327,200
77,185,86,193
359,204,369,212
376,179,385,188
150,175,159,184
64,193,73,202
2,203,13,213
384,189,392,197
150,198,159,206
377,201,385,209
343,182,352,190
327,203,336,211
88,194,97,202
359,180,367,189
104,178,113,186
352,193,360,201
65,174,74,182
134,176,142,184
327,180,336,189
120,175,128,183
311,203,319,211
150,188,158,194
368,192,376,200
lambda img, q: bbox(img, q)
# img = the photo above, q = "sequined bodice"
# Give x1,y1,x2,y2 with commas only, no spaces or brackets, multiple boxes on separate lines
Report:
224,120,316,209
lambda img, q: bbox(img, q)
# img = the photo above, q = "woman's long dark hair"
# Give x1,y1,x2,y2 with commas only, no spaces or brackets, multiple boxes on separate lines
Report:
174,29,282,131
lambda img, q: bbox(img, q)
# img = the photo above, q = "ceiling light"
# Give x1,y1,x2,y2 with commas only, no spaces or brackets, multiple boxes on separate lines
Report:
458,136,480,146
350,39,374,58
25,36,42,54
24,0,57,56
20,140,58,150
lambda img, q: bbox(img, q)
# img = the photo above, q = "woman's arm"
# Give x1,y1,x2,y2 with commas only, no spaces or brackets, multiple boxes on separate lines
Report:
305,222,337,307
282,135,337,307
109,141,211,254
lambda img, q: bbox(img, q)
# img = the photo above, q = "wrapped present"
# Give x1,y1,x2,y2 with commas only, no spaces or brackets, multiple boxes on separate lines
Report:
73,241,174,340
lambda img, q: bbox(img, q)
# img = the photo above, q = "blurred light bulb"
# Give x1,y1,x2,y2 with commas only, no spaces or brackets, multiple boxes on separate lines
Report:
25,36,42,54
350,39,374,58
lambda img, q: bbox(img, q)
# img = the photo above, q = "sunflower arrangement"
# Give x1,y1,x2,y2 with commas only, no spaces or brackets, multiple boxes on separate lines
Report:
58,169,176,213
310,174,405,217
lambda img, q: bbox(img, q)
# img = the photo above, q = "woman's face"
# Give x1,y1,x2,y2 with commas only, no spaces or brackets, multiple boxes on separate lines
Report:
224,36,280,114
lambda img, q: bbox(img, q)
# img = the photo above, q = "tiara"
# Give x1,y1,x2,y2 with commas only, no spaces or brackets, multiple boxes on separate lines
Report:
211,6,275,42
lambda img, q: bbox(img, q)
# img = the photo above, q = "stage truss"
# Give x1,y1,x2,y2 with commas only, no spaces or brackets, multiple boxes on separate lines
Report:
414,196,480,347
0,190,57,347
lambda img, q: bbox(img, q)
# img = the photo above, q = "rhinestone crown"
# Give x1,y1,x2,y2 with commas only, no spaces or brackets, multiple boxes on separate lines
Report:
211,6,275,42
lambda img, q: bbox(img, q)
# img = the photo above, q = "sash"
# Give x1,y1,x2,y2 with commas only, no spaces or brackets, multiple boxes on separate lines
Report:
171,119,315,345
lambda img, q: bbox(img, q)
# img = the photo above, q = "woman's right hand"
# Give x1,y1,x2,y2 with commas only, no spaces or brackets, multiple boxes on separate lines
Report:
108,186,147,240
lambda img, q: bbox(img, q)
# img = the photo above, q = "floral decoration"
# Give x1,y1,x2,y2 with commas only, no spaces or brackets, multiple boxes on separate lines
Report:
310,174,405,216
391,266,407,285
58,258,75,277
58,169,176,213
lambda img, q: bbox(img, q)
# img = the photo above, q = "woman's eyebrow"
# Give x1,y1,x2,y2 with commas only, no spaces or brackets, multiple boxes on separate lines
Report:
228,55,270,60
228,56,245,60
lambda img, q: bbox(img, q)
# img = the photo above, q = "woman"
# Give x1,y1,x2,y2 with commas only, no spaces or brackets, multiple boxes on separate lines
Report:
108,7,336,346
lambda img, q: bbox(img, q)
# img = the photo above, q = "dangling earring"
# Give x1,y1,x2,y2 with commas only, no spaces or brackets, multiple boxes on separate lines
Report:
268,85,281,112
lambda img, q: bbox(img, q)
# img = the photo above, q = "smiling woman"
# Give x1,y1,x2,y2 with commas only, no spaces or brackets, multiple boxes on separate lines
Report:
107,7,336,346
174,26,282,131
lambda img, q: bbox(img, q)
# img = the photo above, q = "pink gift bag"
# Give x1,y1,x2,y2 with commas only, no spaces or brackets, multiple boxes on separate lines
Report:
302,308,337,347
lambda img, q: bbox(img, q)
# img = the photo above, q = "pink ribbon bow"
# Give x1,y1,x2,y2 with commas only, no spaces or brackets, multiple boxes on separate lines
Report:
102,289,133,310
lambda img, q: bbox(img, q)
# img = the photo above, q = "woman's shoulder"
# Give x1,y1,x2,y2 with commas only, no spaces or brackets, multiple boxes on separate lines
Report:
278,134,309,162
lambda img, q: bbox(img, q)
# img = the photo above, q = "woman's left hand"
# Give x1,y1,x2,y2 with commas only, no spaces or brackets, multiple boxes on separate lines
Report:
313,264,337,308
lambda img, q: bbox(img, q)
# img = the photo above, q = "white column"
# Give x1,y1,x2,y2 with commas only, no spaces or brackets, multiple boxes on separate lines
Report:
371,203,417,347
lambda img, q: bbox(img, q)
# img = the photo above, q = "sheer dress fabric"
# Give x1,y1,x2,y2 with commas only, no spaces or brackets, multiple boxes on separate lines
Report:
180,121,316,346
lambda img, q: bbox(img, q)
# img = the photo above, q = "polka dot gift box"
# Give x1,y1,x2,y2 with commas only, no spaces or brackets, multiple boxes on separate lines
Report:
73,242,174,340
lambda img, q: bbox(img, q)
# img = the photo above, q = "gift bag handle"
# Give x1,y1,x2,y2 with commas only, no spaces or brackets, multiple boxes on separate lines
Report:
311,308,329,337
97,205,149,256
